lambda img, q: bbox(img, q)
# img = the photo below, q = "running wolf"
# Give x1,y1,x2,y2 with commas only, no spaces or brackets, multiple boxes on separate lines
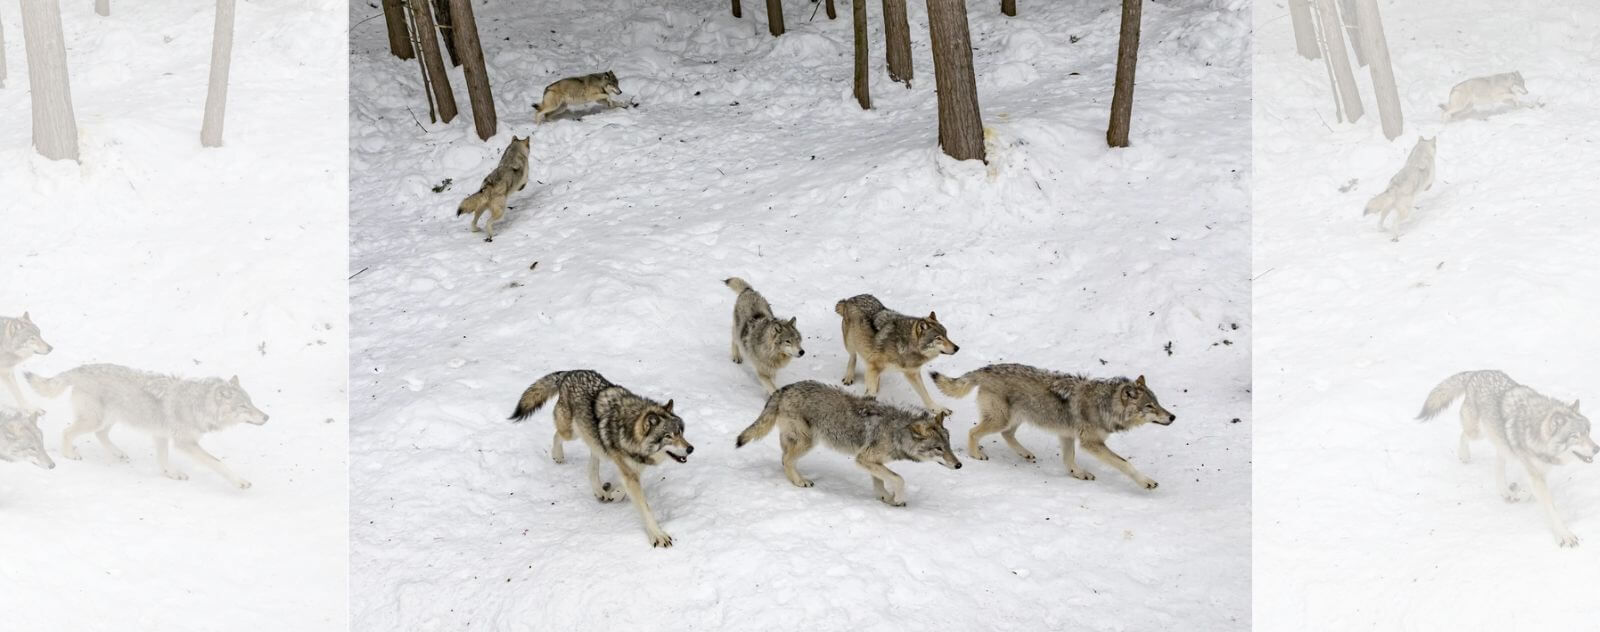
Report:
1,312,53,408
1418,370,1598,547
1442,72,1527,121
726,277,805,394
0,406,54,470
457,135,531,243
835,294,959,415
1363,136,1436,240
932,364,1175,490
735,381,961,507
25,364,269,489
532,71,630,124
509,370,693,548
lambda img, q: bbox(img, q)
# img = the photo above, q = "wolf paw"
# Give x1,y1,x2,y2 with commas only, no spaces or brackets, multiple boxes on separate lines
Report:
595,483,624,503
1070,469,1096,481
650,532,674,548
1502,484,1528,503
165,470,189,481
1557,532,1580,548
731,356,743,364
62,449,82,461
789,477,814,488
236,480,253,490
484,237,494,243
110,451,131,463
1140,479,1160,490
842,375,855,386
1018,453,1037,463
969,448,989,461
879,495,907,507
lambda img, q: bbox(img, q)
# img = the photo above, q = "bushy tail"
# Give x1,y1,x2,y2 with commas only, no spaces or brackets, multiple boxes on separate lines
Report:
508,371,569,422
736,393,784,448
724,277,754,295
23,370,71,398
930,370,978,398
457,191,489,217
1363,189,1393,216
1417,372,1473,421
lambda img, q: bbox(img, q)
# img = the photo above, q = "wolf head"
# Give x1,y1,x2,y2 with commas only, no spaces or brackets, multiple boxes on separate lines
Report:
636,399,693,465
903,412,962,469
1541,400,1597,465
0,408,54,470
912,313,959,358
212,376,269,427
1415,136,1437,159
510,135,530,152
2,313,53,358
602,71,621,95
1119,376,1176,427
772,317,804,358
1510,71,1528,95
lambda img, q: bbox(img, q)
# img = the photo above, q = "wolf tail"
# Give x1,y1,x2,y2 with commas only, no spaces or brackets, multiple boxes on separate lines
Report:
930,370,979,398
508,371,570,422
1417,372,1474,421
457,190,489,217
23,370,73,398
1363,189,1393,216
724,277,752,294
736,392,784,448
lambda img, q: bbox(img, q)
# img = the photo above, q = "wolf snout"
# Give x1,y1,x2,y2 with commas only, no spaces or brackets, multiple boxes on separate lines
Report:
796,349,806,357
685,444,695,455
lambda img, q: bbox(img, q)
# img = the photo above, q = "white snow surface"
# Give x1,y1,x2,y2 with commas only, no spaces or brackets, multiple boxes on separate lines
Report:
1253,0,1600,628
350,0,1250,630
0,1,349,630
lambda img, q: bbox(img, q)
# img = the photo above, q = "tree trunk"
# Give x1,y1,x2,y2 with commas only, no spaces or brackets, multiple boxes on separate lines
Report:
1106,0,1140,148
450,0,497,140
767,0,785,36
826,0,837,19
1338,0,1364,66
1,11,8,89
382,0,415,60
1287,0,1319,60
432,0,460,66
95,0,108,16
852,0,869,109
1355,0,1400,139
200,0,235,147
1313,0,1362,123
21,0,80,161
926,0,984,161
732,0,742,18
409,0,457,123
1001,0,1015,17
882,0,912,86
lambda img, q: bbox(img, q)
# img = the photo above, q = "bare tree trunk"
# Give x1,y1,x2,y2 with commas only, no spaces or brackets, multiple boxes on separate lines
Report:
22,0,80,161
408,0,457,123
200,0,235,147
450,0,497,140
1355,0,1400,139
1001,0,1015,17
767,0,785,36
1,12,8,89
826,0,837,19
95,0,108,16
1105,0,1140,148
382,0,415,60
1287,0,1319,59
732,0,742,18
852,0,870,109
882,0,912,86
432,0,460,66
1338,0,1364,66
926,0,984,161
1313,0,1362,122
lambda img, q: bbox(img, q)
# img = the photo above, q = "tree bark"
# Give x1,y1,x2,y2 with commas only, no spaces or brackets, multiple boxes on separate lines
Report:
1106,0,1140,148
432,0,460,66
95,0,108,16
21,0,80,161
1355,0,1401,139
1313,0,1362,123
882,0,912,85
767,0,785,36
450,0,497,140
926,0,984,161
1001,0,1015,17
382,0,415,60
409,0,457,123
1287,0,1319,60
1338,0,1365,66
826,0,837,19
200,0,235,147
852,0,869,109
732,0,742,18
1,11,8,89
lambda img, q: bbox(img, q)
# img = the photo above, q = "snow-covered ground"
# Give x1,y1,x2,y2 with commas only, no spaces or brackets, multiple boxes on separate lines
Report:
350,1,1250,629
0,2,348,630
1253,0,1600,628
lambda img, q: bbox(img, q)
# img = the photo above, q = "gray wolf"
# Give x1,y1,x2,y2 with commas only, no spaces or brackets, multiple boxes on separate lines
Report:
1442,72,1527,121
1418,370,1598,547
0,406,55,470
835,294,959,415
735,380,961,506
1363,136,1436,240
457,135,531,243
509,369,693,547
25,364,270,489
1,312,53,408
532,71,630,124
932,364,1175,490
725,277,804,394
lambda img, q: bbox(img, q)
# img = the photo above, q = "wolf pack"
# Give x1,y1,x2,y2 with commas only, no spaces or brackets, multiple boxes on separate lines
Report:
504,279,1177,548
1,312,271,490
1362,71,1529,239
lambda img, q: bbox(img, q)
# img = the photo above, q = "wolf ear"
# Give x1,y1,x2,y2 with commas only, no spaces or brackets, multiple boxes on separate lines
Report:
1135,375,1146,388
786,317,796,327
21,312,32,322
1573,400,1581,413
910,422,931,439
663,399,674,413
927,311,938,322
229,375,240,386
933,410,951,426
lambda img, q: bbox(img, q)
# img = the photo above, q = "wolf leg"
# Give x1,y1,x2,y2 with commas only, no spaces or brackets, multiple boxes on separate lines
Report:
95,427,130,463
551,404,573,464
730,326,743,364
154,436,187,480
614,460,673,547
1,370,31,409
175,438,251,489
757,372,779,396
1524,464,1578,547
856,457,906,506
966,399,1008,461
780,424,814,487
59,410,102,461
842,352,858,385
1496,452,1526,502
864,364,883,398
902,369,951,416
482,205,498,243
1060,435,1094,480
1081,439,1157,489
588,455,624,502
